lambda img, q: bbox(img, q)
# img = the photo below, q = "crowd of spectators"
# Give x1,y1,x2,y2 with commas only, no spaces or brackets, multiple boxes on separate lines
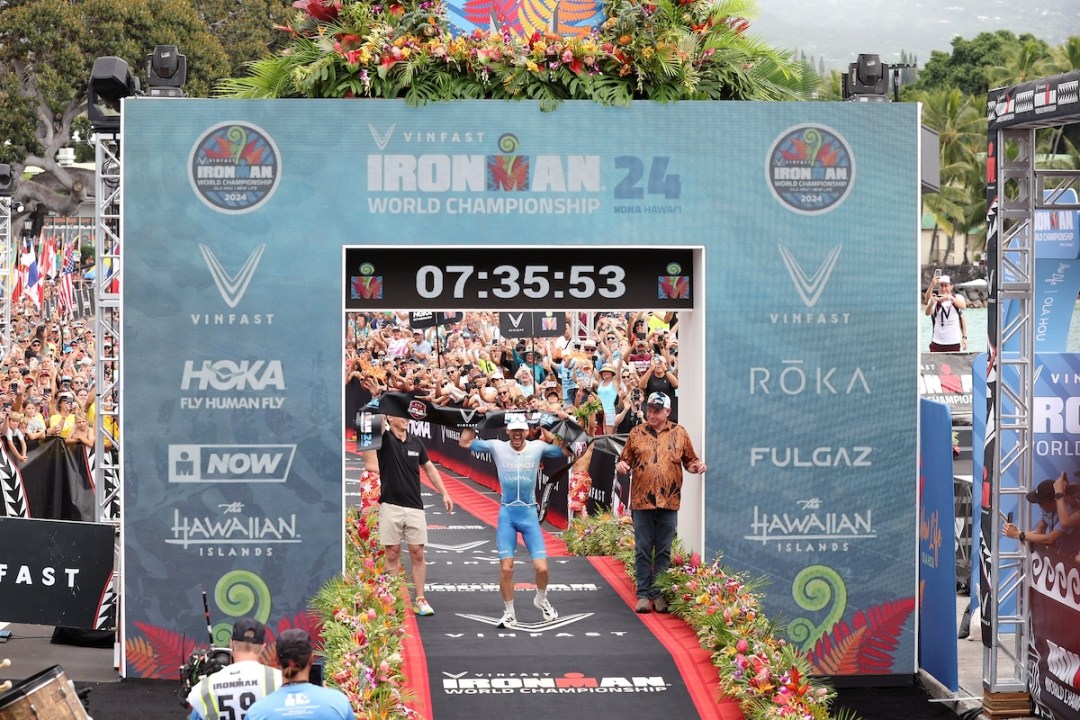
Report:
0,293,117,464
345,310,680,434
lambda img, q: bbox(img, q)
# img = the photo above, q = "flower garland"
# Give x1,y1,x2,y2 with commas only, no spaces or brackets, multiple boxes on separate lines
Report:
563,512,858,720
218,0,816,106
312,503,422,719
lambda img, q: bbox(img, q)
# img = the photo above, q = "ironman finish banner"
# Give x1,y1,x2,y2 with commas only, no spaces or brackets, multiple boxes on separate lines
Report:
121,99,918,679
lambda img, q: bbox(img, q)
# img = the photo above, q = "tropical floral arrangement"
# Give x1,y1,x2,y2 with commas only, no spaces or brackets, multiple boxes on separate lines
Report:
216,0,815,107
311,505,421,719
563,512,858,720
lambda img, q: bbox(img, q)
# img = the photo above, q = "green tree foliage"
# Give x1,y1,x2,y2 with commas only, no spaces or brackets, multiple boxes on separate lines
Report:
910,34,1079,261
907,30,1046,98
0,0,290,220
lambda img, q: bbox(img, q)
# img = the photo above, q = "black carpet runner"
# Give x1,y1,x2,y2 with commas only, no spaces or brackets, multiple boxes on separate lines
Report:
399,473,740,720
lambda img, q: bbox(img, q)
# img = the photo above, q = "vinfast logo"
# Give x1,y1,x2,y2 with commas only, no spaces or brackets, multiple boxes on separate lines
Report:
168,444,296,483
200,243,265,309
455,612,595,634
778,244,842,308
744,498,875,552
441,670,669,694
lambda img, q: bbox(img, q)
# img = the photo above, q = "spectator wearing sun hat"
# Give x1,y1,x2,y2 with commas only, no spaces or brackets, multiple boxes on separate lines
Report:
616,392,707,614
594,362,619,434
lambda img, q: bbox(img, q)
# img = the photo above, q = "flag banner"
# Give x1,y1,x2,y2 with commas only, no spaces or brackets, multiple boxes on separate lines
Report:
1028,545,1080,720
0,438,97,522
919,352,975,418
0,516,115,628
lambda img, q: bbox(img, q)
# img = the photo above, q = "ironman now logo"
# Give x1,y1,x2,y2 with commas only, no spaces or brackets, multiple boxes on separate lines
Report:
766,125,855,215
190,122,281,214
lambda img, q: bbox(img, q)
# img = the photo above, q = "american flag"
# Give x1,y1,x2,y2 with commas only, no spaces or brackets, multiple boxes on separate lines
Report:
58,241,77,317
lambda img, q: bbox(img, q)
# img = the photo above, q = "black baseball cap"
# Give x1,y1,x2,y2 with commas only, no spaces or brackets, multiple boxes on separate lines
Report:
231,617,267,643
1026,479,1057,504
276,628,313,661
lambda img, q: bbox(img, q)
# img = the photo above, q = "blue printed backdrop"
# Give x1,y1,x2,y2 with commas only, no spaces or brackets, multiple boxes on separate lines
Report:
121,99,919,677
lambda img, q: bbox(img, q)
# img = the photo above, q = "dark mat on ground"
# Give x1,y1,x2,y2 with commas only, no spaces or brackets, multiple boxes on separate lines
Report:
409,475,733,720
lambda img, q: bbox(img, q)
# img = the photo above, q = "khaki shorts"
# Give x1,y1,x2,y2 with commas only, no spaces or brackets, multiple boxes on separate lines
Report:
379,503,428,546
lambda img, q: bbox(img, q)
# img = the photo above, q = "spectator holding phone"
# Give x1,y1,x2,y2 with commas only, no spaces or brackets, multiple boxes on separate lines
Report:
925,273,968,352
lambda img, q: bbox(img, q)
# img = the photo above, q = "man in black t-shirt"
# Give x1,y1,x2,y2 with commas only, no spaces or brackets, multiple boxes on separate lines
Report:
363,415,454,616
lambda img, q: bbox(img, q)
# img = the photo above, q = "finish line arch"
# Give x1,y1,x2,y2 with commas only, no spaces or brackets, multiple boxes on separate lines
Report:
118,98,921,681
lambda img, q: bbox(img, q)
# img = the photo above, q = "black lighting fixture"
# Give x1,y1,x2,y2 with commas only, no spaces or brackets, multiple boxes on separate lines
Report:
0,163,12,197
146,45,187,98
842,54,889,102
87,56,141,132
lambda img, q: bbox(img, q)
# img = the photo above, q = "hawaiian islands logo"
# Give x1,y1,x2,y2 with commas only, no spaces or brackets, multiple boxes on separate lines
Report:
766,125,855,215
190,122,281,214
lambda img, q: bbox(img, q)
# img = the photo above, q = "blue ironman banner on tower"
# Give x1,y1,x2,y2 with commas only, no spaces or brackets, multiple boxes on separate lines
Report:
120,98,919,678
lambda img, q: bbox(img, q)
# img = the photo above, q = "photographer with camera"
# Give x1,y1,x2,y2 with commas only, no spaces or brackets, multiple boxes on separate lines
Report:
185,618,281,720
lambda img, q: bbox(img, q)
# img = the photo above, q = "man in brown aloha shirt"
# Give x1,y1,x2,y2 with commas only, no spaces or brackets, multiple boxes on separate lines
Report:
615,391,707,614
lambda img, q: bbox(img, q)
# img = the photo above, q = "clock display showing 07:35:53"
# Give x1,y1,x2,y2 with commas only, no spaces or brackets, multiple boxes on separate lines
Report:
345,247,694,310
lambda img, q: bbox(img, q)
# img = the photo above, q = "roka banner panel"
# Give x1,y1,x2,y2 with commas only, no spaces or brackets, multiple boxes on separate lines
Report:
122,99,919,678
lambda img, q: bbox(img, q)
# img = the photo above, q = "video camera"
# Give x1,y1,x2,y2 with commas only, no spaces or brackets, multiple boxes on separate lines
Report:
176,592,234,705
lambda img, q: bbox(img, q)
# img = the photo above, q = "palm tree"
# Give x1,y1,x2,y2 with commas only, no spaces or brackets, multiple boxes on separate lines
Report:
913,88,986,262
985,38,1051,89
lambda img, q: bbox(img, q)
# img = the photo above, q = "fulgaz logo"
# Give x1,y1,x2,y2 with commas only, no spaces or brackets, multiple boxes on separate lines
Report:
189,122,281,214
168,444,297,483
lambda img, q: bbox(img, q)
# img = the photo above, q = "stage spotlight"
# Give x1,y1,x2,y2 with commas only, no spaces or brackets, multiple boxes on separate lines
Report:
87,56,140,132
0,163,12,197
146,45,187,98
842,53,889,102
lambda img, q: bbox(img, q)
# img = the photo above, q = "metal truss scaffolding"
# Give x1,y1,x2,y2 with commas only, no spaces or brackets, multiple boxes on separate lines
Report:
981,71,1080,709
93,132,122,634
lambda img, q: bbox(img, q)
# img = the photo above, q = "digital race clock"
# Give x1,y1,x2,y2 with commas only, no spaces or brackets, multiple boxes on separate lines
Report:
345,247,693,310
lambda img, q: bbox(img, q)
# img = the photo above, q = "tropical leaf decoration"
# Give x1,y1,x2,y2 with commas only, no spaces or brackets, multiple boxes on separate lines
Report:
809,597,916,676
216,0,817,107
460,0,525,35
127,621,193,679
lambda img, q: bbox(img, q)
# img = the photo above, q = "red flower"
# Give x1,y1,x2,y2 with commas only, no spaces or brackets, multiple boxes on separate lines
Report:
292,0,341,22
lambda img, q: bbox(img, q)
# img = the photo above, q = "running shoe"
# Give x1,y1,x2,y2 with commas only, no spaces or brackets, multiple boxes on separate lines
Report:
533,595,559,622
414,598,435,616
496,611,517,628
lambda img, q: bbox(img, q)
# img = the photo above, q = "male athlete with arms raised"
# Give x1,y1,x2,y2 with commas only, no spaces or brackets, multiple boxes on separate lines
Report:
459,417,568,628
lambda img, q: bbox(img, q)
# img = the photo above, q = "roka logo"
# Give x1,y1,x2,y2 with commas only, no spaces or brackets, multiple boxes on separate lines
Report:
778,244,842,308
408,400,428,420
181,360,286,391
